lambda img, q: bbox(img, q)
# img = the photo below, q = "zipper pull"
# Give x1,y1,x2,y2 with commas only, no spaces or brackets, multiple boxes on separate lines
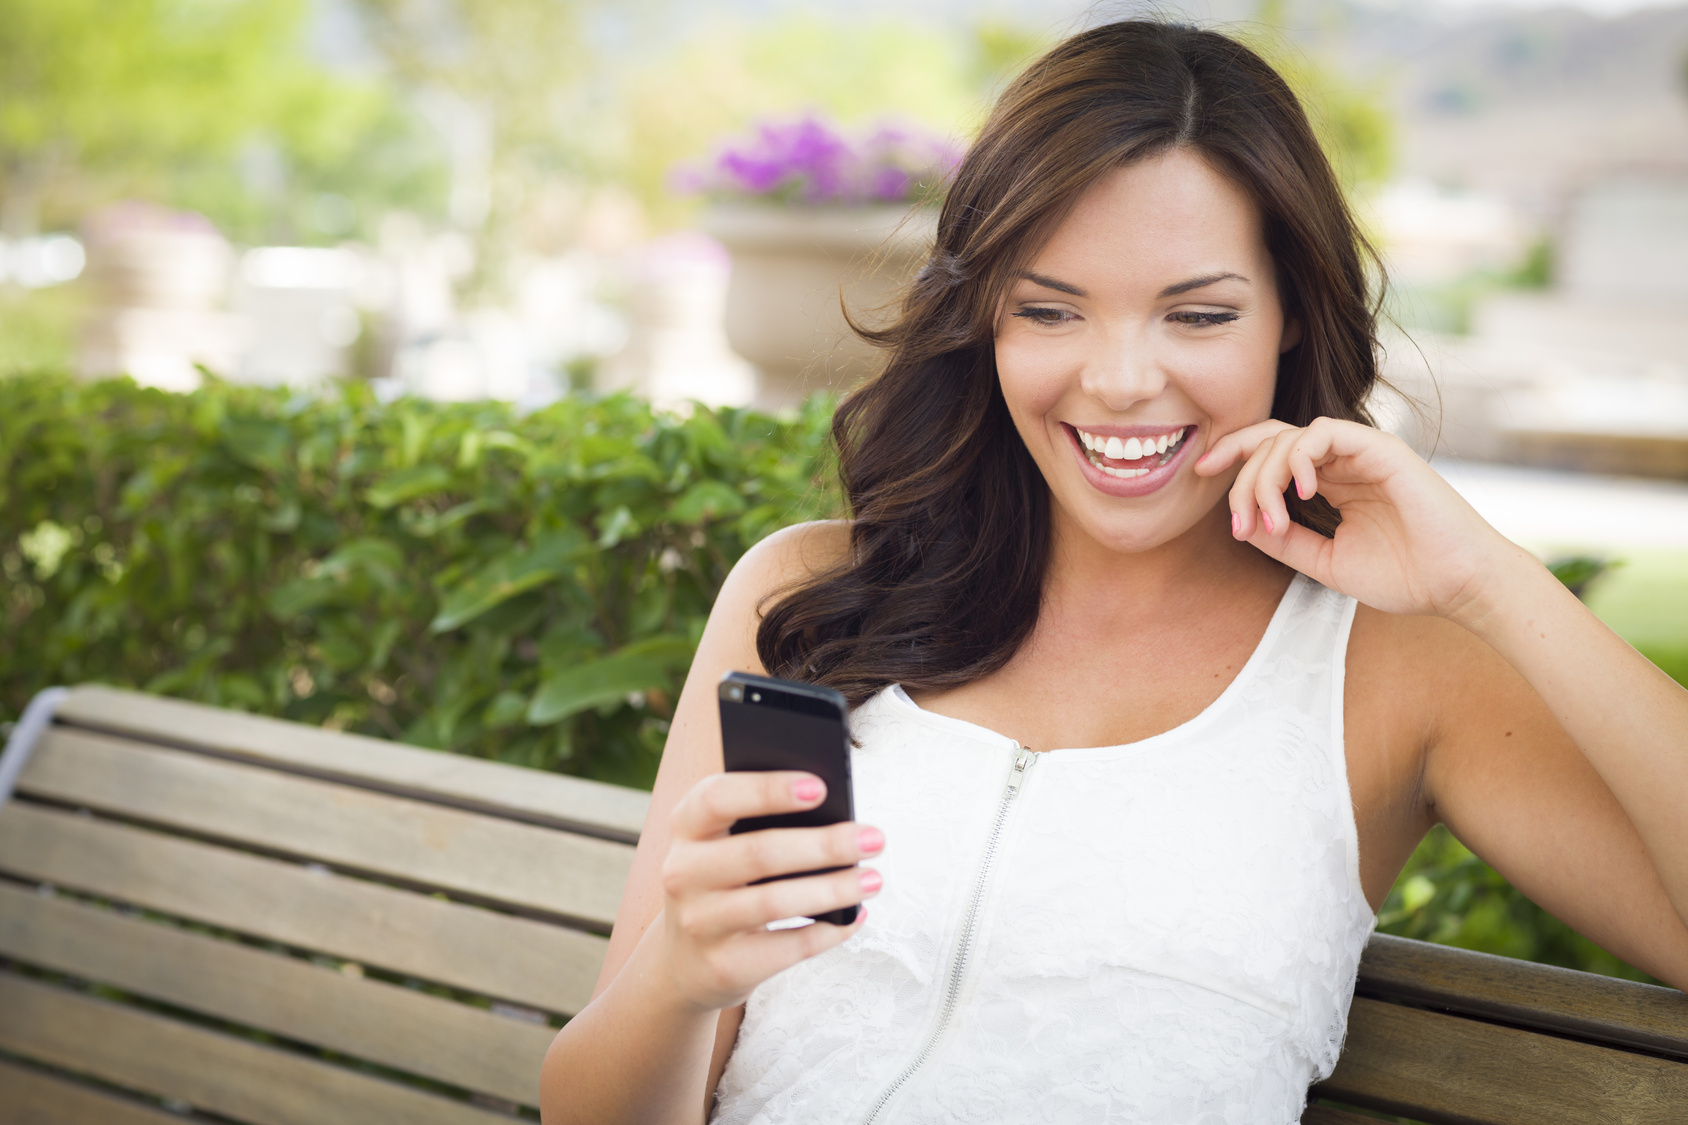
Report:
1006,744,1036,795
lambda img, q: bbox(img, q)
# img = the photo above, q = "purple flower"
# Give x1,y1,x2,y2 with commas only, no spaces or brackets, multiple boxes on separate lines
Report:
677,114,963,206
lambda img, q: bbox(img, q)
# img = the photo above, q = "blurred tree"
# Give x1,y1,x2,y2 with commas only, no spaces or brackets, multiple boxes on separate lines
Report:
347,0,629,296
0,0,435,243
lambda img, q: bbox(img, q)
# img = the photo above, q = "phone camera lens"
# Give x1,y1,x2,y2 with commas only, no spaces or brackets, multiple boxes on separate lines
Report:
751,692,761,702
727,685,743,701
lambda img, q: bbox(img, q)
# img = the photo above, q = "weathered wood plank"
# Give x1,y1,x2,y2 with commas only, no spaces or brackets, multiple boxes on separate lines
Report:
0,802,606,1015
1357,933,1688,1060
1313,996,1688,1125
54,685,650,841
18,729,633,926
0,973,514,1125
0,1057,183,1125
0,882,553,1107
1301,1106,1399,1125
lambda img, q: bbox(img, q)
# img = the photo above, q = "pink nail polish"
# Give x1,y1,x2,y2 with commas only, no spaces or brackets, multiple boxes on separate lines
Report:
793,778,824,802
859,869,883,894
1297,481,1309,500
1262,511,1275,533
857,826,885,855
1231,512,1241,537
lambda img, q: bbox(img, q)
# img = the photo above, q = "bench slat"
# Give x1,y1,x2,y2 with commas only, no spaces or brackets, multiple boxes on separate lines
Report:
0,973,513,1125
19,728,632,926
0,882,553,1107
1313,996,1688,1125
1300,1106,1394,1125
55,685,650,841
0,802,606,1015
0,1057,184,1125
1358,933,1688,1060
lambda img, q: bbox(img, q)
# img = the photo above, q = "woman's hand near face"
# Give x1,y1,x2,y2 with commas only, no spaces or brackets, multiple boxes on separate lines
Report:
1194,417,1516,621
657,771,877,1012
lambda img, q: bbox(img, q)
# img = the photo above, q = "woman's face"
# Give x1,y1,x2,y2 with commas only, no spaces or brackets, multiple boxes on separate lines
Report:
994,148,1295,556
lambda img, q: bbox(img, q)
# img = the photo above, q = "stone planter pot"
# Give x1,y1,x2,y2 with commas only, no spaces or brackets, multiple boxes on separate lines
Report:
702,204,937,411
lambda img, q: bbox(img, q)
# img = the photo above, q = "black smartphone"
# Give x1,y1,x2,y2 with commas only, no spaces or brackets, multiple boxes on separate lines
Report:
718,670,858,926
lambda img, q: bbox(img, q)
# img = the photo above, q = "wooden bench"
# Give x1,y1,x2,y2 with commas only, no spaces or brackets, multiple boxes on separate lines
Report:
1,686,1685,1124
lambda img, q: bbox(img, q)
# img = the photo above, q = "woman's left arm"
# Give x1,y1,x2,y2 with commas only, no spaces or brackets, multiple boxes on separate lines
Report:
1199,418,1688,980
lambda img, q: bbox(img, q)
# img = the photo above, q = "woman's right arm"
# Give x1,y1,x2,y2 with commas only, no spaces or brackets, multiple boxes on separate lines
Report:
540,521,882,1125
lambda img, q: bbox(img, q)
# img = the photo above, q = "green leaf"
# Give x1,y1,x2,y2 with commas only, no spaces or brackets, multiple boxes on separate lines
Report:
221,417,290,473
429,527,589,633
670,480,746,525
322,537,406,587
526,635,695,725
366,465,453,510
268,575,339,618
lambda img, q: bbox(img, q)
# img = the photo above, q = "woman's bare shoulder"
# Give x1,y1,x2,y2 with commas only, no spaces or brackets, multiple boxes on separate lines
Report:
727,519,853,603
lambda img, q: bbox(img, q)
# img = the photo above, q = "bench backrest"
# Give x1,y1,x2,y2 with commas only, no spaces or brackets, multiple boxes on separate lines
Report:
0,686,645,1123
2,687,1686,1124
1307,932,1688,1124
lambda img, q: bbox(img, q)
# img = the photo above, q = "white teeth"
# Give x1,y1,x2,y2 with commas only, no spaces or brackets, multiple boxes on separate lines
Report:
1076,426,1189,474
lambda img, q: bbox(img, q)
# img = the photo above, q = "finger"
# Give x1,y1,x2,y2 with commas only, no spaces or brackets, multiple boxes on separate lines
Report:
670,821,884,891
729,905,869,976
1252,428,1308,538
1195,420,1294,477
672,771,825,842
1242,518,1336,582
1227,430,1282,539
1287,444,1319,503
681,865,881,941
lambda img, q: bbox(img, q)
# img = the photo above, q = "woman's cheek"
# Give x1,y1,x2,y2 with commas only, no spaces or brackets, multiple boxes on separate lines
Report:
995,336,1077,417
1180,341,1277,429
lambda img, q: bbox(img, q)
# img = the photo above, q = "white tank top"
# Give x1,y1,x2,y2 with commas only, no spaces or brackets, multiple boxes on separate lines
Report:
713,574,1375,1125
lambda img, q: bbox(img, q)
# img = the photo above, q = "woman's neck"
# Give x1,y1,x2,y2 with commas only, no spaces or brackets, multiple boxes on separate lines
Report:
1042,499,1287,628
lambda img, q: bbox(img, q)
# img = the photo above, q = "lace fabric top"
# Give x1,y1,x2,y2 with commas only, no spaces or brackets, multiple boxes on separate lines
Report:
713,574,1375,1125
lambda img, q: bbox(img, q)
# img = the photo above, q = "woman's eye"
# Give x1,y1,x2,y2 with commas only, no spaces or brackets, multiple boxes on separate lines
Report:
1010,306,1073,326
1170,310,1240,327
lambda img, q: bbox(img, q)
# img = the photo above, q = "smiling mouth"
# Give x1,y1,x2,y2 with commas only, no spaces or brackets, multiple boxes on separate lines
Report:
1071,425,1192,479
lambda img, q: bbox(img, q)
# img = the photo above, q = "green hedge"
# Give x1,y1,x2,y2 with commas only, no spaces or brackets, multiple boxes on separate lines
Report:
0,372,837,788
0,371,1668,981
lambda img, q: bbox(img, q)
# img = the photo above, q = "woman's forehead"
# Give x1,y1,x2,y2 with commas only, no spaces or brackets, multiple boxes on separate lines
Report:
1026,150,1269,288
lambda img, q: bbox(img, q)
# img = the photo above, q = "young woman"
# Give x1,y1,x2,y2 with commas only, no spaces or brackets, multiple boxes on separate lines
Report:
543,20,1688,1124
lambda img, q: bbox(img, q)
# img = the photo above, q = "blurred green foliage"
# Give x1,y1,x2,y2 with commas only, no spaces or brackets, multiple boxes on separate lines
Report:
0,371,837,788
0,0,443,243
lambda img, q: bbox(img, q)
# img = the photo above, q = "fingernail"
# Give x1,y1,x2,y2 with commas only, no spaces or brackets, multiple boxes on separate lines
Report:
793,778,824,802
1296,481,1309,500
859,869,883,894
1262,511,1275,533
1231,511,1241,538
857,826,885,855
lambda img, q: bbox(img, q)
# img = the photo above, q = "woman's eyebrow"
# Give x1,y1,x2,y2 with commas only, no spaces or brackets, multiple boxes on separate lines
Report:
1159,272,1248,297
1018,271,1087,297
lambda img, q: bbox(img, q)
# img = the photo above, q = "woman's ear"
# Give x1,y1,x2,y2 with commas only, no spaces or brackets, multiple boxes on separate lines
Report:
1279,317,1303,353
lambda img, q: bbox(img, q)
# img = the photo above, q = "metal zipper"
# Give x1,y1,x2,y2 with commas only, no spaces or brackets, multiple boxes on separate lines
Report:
861,743,1037,1124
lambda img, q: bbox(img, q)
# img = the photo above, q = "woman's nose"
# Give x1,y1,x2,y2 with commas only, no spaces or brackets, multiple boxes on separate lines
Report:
1079,333,1168,411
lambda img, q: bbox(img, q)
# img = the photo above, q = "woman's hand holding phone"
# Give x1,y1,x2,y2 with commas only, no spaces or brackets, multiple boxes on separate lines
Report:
655,769,880,1012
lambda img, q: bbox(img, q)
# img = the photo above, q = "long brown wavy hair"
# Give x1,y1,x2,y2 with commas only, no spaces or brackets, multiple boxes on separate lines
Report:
757,19,1383,705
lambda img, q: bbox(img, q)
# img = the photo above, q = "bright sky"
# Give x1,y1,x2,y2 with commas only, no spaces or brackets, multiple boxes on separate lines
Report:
1428,0,1684,12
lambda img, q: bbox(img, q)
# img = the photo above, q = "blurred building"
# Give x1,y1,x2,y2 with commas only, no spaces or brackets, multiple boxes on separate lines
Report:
1384,175,1688,479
